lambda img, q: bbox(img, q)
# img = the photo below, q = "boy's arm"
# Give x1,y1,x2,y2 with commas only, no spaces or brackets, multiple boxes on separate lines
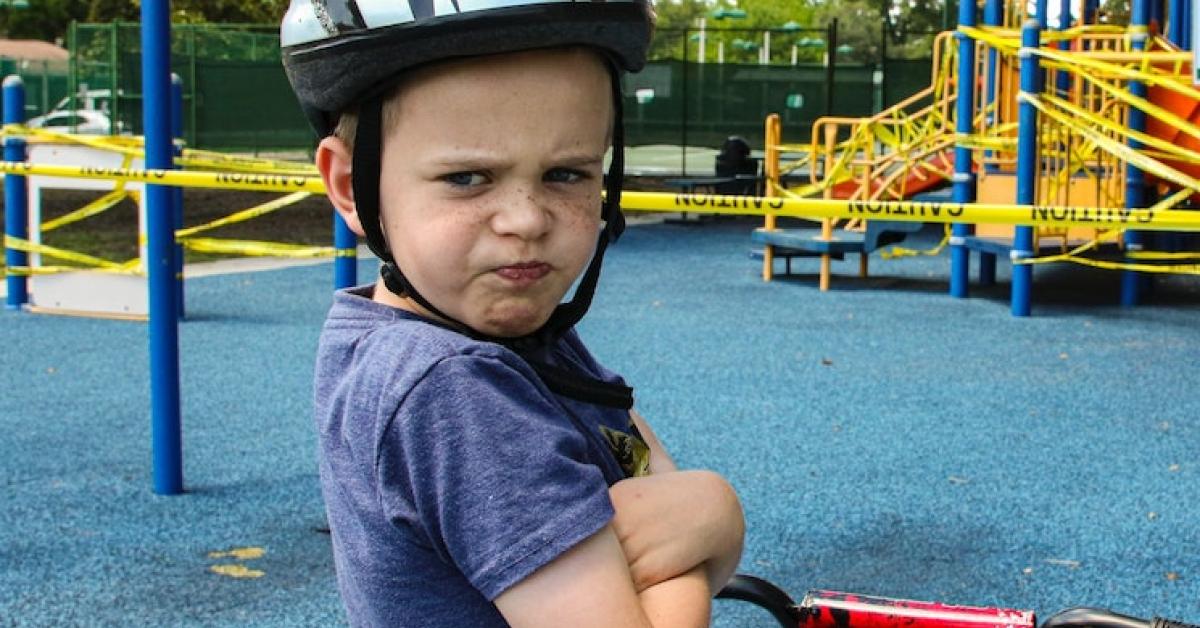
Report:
610,470,744,595
624,410,745,594
631,409,677,473
494,524,711,628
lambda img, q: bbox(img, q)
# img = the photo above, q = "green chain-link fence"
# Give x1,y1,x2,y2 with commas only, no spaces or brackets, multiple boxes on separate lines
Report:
0,57,69,121
51,21,936,165
69,21,311,153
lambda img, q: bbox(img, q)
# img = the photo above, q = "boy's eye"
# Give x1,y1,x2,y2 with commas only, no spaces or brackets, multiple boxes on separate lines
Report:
442,171,488,187
544,168,587,184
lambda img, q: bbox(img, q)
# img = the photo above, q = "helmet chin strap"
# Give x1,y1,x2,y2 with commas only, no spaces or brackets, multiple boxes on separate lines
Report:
348,67,633,410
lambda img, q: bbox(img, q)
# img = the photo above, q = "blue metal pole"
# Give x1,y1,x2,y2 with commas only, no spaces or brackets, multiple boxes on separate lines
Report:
4,75,28,310
1035,0,1050,28
1122,0,1150,307
142,0,183,495
333,214,357,289
1183,0,1192,50
984,0,1003,147
1012,20,1042,318
1083,0,1099,25
171,73,185,320
949,0,977,299
1055,0,1072,96
977,0,1004,287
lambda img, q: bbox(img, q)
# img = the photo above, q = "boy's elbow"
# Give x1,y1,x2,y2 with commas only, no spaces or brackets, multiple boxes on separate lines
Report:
698,470,745,534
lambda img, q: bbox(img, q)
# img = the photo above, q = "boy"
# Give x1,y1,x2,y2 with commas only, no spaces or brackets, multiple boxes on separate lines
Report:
282,1,745,626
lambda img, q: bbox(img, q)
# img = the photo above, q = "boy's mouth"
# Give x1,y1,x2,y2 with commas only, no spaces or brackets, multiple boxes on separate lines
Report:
494,261,551,284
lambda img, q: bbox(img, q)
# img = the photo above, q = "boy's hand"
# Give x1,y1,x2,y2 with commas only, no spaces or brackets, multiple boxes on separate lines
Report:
609,470,744,594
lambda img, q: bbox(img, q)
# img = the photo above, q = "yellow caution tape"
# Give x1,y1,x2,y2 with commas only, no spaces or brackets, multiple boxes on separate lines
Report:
179,237,354,259
621,191,1200,232
1062,65,1200,149
0,160,326,194
881,225,951,259
1128,250,1200,261
1023,95,1200,195
2,264,141,277
175,191,313,238
180,149,316,175
3,163,1200,233
1021,253,1200,275
40,189,129,232
4,235,137,272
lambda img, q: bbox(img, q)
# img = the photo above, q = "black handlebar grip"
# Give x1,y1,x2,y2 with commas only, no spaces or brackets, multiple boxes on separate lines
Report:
716,574,802,628
1152,618,1200,628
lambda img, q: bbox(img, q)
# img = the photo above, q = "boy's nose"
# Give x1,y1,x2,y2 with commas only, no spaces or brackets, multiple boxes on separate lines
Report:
490,186,551,240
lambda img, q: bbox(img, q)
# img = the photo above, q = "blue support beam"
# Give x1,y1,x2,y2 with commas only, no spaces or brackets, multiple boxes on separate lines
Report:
1012,20,1043,317
1055,0,1072,97
949,0,977,299
142,0,183,495
3,75,28,310
171,73,185,320
334,214,357,289
1122,0,1151,307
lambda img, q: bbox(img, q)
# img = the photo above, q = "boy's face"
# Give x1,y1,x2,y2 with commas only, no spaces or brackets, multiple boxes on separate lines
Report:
377,48,613,338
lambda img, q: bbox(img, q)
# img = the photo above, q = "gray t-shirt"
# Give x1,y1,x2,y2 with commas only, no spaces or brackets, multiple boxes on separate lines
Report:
314,286,641,627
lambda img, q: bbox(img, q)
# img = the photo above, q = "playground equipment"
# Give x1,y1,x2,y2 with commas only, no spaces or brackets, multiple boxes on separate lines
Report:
1,82,351,319
717,574,1197,628
757,0,1200,312
4,0,1200,494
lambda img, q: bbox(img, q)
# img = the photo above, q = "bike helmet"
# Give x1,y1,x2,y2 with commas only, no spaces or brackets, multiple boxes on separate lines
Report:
281,1,654,408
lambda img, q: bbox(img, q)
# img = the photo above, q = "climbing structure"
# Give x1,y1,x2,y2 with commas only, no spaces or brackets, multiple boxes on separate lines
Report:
757,0,1200,312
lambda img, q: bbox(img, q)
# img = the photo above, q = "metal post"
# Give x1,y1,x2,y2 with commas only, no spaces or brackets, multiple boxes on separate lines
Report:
1183,0,1193,50
1035,0,1049,28
981,0,1003,286
880,19,888,108
984,0,1003,139
171,73,185,319
142,0,183,495
1055,0,1072,97
950,0,977,298
1122,0,1151,306
334,214,357,289
1012,20,1043,317
4,76,29,310
825,20,838,118
1083,0,1098,24
681,31,688,176
110,22,119,137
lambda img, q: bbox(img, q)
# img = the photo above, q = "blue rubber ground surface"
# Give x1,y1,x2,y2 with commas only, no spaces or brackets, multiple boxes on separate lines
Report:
2,218,1197,626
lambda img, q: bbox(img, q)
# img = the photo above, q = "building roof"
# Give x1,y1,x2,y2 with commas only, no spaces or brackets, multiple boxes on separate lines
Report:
0,39,68,63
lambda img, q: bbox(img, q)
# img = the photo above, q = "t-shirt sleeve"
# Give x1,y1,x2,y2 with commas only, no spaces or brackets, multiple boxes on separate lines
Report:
376,352,615,601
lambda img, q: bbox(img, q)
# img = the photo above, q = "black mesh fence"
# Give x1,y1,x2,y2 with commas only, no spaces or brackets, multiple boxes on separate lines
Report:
0,58,70,121
69,22,311,153
54,22,937,162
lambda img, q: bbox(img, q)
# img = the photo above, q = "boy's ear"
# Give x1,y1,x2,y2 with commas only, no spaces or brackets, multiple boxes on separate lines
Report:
316,135,366,237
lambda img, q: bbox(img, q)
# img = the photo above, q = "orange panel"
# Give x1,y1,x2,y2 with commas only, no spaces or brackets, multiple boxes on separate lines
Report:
1146,61,1200,185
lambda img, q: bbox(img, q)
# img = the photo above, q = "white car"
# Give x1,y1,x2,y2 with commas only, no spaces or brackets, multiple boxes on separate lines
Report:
27,109,122,135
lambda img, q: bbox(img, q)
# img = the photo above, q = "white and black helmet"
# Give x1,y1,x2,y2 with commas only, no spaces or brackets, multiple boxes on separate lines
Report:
280,1,654,408
282,0,654,137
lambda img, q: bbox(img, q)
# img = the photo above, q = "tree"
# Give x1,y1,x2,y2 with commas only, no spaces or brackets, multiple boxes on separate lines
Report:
647,0,711,60
647,0,950,64
0,0,290,42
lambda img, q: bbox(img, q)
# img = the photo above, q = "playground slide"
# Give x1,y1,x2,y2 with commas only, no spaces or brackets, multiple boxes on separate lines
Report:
1146,62,1200,183
827,148,955,200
